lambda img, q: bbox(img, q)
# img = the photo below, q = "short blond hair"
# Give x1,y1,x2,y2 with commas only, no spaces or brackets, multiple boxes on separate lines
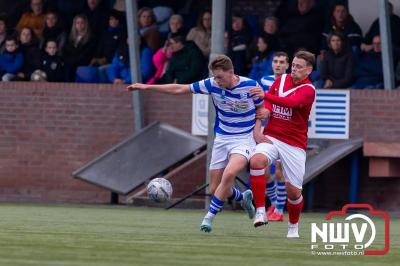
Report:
209,55,234,71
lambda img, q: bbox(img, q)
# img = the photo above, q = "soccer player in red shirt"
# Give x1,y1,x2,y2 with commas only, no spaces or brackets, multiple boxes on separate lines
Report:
249,50,316,238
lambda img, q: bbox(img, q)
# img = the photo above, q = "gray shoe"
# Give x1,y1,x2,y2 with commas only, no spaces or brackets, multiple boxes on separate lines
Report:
242,189,256,219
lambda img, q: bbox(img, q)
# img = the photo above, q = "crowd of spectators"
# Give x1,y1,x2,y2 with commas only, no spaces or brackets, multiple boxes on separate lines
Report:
0,0,399,89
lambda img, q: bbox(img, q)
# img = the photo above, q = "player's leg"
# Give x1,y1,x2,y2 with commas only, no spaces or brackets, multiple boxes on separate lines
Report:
217,153,255,219
250,142,279,227
200,168,224,232
275,140,306,238
201,155,249,232
200,139,228,232
269,161,285,221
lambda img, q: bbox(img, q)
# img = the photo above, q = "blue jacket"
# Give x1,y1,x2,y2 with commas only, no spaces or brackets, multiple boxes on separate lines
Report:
248,52,274,82
107,45,154,84
0,50,24,74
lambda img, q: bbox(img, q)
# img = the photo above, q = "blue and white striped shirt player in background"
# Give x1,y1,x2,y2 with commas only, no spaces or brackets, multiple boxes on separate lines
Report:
127,55,268,233
258,51,291,222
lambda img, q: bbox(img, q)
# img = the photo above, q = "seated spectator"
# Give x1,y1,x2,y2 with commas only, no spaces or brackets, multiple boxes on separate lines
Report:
278,0,324,56
262,16,281,51
64,14,96,81
146,37,173,84
16,27,41,81
107,38,154,84
16,0,45,40
248,34,275,81
90,10,126,82
156,32,205,84
186,10,211,58
0,36,24,81
352,35,384,89
361,2,400,54
40,11,67,56
322,3,362,54
318,32,354,88
138,7,160,52
227,13,252,75
50,0,86,31
168,14,185,35
84,0,109,37
37,39,66,82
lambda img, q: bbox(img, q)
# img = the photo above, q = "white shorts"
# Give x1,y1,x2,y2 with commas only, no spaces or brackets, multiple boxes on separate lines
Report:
209,133,256,170
254,136,306,189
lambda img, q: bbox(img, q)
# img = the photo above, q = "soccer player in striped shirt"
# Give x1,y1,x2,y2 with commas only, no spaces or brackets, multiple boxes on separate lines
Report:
260,52,290,222
127,55,267,233
250,51,316,238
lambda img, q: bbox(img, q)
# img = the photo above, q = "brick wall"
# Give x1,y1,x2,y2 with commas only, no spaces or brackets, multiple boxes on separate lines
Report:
1,83,400,211
0,82,134,203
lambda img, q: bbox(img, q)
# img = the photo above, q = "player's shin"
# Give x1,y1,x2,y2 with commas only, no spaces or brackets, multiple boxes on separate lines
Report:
250,167,266,213
286,194,304,224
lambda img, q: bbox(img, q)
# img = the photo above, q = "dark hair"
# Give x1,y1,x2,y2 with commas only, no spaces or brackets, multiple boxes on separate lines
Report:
5,35,18,43
273,51,289,63
209,54,234,71
197,10,211,31
294,50,315,67
327,31,346,50
168,32,185,44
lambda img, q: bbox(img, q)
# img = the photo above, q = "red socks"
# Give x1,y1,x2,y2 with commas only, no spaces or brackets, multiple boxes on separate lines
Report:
250,167,266,208
287,195,304,224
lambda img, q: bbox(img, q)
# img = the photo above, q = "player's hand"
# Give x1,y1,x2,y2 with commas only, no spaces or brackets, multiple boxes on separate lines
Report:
126,83,148,91
250,87,265,99
256,107,270,120
253,131,273,144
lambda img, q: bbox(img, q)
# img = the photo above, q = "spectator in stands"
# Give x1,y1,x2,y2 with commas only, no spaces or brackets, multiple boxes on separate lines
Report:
322,3,362,53
107,37,154,84
262,16,281,51
51,0,86,31
361,2,400,56
278,0,324,56
146,35,173,85
40,11,67,56
16,0,45,40
186,10,211,58
248,34,275,82
156,32,205,84
318,32,354,88
84,0,109,37
0,36,24,81
64,14,96,81
90,10,126,82
138,7,160,52
16,27,41,81
37,39,66,82
352,35,384,89
227,13,252,75
168,14,184,35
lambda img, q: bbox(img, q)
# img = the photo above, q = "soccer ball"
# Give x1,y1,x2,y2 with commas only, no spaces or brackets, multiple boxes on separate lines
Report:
146,178,173,202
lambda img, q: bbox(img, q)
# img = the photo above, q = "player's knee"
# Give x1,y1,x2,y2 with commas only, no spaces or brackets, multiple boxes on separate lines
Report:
250,153,269,168
286,184,302,199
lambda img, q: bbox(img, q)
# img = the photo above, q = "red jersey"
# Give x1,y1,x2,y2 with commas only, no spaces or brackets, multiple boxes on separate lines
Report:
263,73,315,150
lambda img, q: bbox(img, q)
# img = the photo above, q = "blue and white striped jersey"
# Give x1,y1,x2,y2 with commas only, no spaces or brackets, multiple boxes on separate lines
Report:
260,74,276,91
190,76,264,136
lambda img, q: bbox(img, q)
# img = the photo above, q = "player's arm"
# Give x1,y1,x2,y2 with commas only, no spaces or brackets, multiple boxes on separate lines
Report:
265,86,315,108
126,83,190,95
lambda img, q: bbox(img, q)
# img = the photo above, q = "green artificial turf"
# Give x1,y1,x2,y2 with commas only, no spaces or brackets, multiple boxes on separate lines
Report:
0,204,398,266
